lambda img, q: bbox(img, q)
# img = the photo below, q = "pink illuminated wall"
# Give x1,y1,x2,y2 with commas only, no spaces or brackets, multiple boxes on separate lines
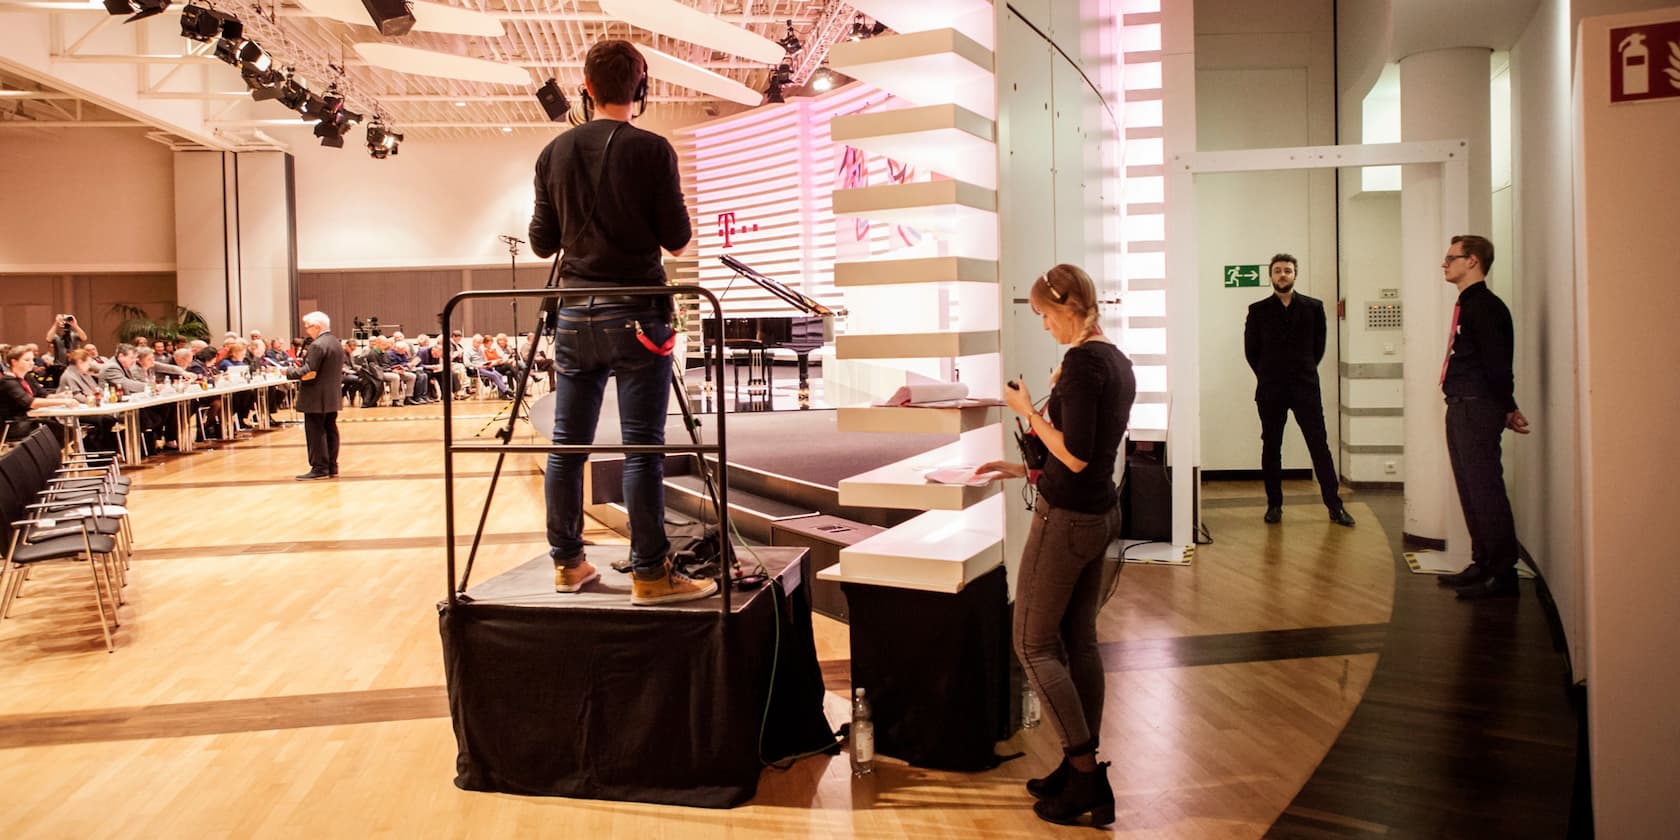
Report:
675,82,926,321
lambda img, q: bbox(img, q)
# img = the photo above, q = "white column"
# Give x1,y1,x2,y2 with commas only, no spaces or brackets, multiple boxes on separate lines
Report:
173,151,298,339
1399,47,1490,548
174,152,240,337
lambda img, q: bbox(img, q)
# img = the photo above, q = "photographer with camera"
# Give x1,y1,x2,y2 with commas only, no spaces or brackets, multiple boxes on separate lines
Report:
528,39,708,605
45,314,86,366
975,265,1135,827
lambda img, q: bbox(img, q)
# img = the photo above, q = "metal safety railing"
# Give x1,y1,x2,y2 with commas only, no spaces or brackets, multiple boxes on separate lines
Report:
439,285,735,616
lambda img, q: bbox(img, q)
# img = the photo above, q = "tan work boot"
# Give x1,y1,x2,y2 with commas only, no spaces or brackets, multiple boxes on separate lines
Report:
555,559,599,593
630,561,718,606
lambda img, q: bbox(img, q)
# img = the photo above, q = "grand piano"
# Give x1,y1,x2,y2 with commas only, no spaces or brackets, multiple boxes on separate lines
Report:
701,255,836,409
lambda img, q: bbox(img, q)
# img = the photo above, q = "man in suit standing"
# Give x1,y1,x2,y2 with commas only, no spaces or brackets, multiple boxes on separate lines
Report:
291,311,345,481
1434,235,1530,600
1244,253,1356,527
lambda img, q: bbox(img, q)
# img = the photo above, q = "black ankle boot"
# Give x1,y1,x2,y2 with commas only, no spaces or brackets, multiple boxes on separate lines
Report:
1032,761,1114,827
1026,756,1072,799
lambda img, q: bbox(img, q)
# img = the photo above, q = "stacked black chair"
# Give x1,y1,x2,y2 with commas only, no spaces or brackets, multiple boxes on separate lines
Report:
0,427,132,652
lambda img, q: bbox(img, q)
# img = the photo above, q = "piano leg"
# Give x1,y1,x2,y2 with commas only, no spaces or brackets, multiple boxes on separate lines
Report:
796,352,811,409
703,340,714,394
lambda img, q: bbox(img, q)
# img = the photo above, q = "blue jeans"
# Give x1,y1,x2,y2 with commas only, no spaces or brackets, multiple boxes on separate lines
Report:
545,306,673,575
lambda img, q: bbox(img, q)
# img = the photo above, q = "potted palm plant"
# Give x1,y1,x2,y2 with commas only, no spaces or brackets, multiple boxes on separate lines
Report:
110,303,213,344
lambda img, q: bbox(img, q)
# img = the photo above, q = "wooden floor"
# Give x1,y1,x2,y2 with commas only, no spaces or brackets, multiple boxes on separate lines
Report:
0,405,1567,838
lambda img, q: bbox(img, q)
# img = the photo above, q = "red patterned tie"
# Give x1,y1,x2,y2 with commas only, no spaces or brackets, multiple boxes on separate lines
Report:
1438,303,1461,386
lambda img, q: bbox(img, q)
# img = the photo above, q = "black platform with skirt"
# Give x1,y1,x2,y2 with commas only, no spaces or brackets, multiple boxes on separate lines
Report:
438,546,833,808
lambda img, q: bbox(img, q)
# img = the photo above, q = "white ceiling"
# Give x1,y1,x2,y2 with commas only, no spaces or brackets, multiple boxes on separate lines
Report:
0,0,856,148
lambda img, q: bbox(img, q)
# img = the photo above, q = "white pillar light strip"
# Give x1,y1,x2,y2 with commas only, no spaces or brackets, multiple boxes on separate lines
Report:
641,45,763,107
598,0,784,65
353,42,532,86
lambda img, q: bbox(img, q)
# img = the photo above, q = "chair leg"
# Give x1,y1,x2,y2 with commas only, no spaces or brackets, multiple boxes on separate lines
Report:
1,562,26,618
0,562,17,623
87,558,115,652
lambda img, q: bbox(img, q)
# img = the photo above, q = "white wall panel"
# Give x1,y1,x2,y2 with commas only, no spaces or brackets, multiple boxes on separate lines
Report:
0,129,176,273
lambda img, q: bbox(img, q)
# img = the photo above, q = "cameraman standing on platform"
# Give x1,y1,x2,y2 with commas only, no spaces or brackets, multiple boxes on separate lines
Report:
529,39,710,605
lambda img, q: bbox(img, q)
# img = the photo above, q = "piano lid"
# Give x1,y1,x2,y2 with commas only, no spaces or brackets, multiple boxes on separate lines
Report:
719,255,836,318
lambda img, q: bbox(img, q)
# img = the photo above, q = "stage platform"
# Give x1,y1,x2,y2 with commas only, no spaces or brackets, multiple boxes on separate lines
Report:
438,546,835,808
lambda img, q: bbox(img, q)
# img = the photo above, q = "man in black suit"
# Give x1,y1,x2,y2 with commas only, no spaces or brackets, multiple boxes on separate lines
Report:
1244,253,1355,527
291,311,345,481
1434,235,1530,600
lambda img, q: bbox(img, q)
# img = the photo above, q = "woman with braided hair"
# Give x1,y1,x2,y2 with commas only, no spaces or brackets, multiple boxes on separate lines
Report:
977,263,1135,827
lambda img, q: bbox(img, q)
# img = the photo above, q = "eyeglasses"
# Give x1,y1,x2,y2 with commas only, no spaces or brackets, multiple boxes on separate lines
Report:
1442,254,1469,265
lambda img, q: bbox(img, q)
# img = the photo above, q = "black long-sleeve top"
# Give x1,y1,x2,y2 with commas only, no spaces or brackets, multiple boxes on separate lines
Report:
0,373,37,427
1039,342,1136,514
528,119,691,285
1442,281,1518,413
1244,292,1327,401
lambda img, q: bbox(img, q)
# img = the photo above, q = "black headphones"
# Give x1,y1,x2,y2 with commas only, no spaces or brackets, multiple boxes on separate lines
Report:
578,64,649,120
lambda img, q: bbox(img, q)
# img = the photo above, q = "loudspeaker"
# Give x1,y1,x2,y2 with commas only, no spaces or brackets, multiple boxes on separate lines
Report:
536,78,570,122
359,0,415,37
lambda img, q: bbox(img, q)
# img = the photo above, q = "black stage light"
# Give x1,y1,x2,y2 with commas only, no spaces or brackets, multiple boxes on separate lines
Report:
242,65,284,100
359,0,416,37
220,18,244,40
179,4,233,41
105,0,171,23
276,77,309,111
300,89,343,122
366,123,402,159
777,19,801,55
238,41,273,73
536,78,570,122
213,37,241,66
765,61,792,104
848,17,887,41
314,107,361,147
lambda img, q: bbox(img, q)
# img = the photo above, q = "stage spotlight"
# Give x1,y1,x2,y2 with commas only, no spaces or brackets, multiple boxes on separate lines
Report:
104,0,170,23
776,19,802,55
242,65,284,100
314,107,361,147
238,41,273,74
276,77,309,111
366,123,403,159
765,61,792,104
810,66,835,92
848,17,887,41
213,36,241,66
179,4,234,41
301,88,344,122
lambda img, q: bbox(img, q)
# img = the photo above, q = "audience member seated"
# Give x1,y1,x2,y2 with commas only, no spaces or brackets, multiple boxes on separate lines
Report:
466,335,511,399
2,345,78,444
215,340,259,430
357,339,402,406
54,348,118,451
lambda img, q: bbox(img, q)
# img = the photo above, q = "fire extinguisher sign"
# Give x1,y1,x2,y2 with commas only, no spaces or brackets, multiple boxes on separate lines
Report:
1611,21,1680,103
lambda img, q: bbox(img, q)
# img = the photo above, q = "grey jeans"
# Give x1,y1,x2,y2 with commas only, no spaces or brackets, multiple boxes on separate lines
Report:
1013,498,1121,754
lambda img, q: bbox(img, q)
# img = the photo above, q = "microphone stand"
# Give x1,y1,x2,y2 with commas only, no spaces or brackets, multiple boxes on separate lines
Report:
500,235,524,331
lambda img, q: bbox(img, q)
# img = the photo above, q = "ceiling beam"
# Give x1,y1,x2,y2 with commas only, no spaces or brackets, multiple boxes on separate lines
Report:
0,120,144,127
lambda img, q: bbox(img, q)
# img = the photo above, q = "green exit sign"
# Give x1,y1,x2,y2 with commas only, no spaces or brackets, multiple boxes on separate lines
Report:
1223,264,1264,288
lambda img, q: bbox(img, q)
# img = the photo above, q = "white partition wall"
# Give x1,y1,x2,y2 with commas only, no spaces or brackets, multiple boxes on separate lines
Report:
818,3,1006,593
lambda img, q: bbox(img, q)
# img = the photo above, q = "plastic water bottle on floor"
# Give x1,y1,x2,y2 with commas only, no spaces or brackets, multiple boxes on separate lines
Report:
850,687,875,776
1022,684,1042,729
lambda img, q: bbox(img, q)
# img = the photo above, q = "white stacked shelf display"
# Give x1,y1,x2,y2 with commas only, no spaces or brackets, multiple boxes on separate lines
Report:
818,11,1003,597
